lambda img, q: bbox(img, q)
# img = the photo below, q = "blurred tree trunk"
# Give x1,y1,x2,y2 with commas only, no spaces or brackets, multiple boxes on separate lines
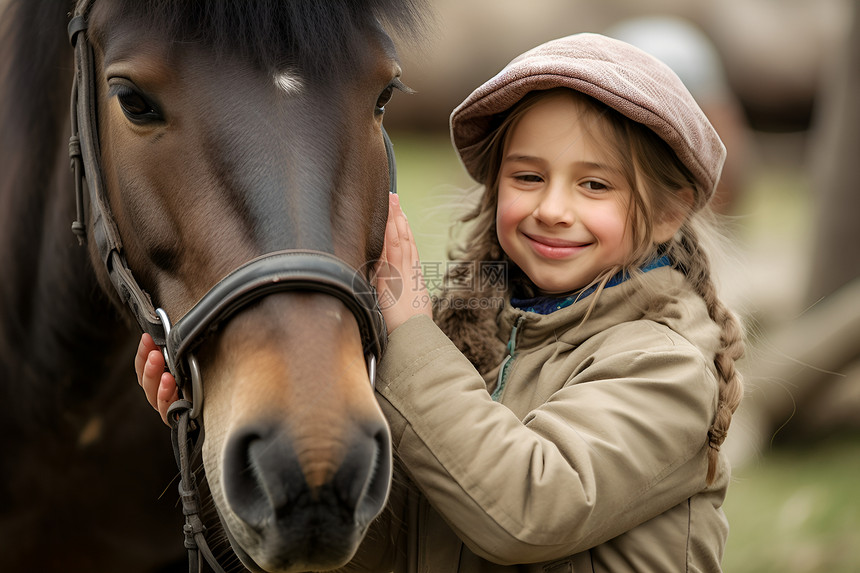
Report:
806,1,860,301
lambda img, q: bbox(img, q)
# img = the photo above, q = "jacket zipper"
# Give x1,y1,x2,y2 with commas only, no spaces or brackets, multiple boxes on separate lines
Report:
491,315,525,402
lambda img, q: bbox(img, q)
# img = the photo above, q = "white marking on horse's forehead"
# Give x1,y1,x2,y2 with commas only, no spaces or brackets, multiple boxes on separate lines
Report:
273,70,304,96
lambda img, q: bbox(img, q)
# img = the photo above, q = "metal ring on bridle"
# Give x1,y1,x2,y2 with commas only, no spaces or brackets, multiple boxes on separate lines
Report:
157,307,204,420
186,355,204,420
155,307,175,373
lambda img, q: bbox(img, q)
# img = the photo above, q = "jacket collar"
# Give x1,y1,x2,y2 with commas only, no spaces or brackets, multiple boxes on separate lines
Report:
510,256,671,315
497,266,720,356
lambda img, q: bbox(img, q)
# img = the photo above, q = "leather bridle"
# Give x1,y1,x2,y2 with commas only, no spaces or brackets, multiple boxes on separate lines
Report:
68,3,393,571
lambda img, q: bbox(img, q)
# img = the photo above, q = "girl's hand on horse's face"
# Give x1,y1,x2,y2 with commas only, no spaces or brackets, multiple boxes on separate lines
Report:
134,333,179,426
375,194,433,334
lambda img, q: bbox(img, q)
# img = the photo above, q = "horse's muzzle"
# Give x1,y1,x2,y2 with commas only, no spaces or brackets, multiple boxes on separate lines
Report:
221,417,392,571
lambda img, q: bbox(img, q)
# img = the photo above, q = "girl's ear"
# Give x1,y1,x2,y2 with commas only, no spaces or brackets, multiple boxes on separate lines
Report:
653,187,695,244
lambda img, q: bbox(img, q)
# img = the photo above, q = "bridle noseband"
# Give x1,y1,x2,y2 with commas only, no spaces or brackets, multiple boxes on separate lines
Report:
68,5,394,572
158,249,388,418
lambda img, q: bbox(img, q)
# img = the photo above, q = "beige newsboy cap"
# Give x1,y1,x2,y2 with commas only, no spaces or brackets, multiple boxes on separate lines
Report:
450,33,726,207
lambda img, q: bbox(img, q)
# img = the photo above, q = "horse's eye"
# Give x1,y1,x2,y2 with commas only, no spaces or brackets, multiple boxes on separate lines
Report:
375,78,411,115
112,84,161,123
375,85,394,113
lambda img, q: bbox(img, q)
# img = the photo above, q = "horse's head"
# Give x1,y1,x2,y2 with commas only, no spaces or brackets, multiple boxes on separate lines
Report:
73,1,422,570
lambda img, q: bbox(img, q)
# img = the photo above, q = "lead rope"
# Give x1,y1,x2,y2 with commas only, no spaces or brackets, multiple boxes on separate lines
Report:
168,400,227,573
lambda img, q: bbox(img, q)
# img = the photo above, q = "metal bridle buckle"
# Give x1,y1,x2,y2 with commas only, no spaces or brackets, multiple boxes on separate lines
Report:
156,307,203,420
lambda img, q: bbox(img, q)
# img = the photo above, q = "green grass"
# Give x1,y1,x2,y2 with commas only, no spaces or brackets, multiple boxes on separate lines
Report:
733,168,813,244
389,132,860,573
723,439,860,573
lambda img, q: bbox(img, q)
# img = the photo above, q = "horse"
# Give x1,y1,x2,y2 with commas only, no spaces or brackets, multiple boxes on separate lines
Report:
0,0,424,571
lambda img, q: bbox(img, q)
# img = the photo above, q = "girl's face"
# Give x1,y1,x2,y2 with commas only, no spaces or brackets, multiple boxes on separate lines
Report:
496,92,634,295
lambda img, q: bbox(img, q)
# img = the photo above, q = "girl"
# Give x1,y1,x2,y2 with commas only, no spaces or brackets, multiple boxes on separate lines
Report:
138,33,744,571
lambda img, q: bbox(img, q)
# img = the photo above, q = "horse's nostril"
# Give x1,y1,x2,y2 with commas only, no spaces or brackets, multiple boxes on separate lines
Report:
358,425,393,523
223,430,265,530
222,425,300,531
334,421,392,524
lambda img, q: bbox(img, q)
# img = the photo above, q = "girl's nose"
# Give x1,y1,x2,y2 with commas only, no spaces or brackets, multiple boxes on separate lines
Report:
533,183,574,226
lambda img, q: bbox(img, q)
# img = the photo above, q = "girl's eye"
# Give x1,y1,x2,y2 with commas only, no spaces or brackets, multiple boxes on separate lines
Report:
582,180,609,192
514,173,544,184
111,83,161,123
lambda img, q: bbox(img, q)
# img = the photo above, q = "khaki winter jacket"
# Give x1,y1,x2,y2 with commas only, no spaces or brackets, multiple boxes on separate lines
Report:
344,266,731,572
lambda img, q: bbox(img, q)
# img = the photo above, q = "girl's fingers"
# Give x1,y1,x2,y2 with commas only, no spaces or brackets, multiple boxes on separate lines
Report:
392,195,412,270
157,373,179,426
141,349,166,412
389,194,419,288
135,333,179,427
135,333,157,385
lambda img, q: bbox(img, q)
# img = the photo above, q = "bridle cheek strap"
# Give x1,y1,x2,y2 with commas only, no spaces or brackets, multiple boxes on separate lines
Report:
68,13,167,346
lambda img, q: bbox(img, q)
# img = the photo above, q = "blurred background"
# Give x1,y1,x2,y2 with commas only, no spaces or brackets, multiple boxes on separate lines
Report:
382,1,860,571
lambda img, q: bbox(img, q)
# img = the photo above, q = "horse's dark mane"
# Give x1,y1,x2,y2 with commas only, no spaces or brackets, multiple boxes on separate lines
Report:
0,0,86,389
106,0,427,75
0,0,72,166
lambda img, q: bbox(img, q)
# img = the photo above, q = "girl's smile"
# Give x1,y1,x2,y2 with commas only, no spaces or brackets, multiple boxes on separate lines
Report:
521,232,592,259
